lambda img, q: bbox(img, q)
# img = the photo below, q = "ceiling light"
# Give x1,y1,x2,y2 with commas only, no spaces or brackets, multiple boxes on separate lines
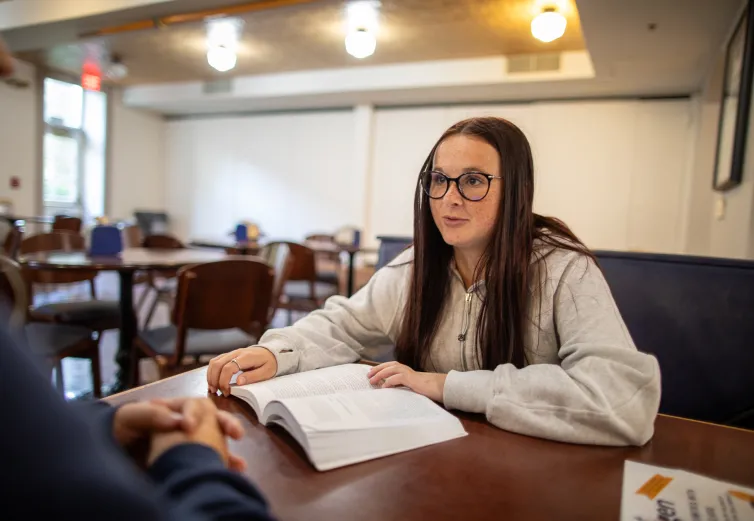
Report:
207,45,237,72
206,17,243,72
346,28,376,59
531,7,567,43
345,1,380,58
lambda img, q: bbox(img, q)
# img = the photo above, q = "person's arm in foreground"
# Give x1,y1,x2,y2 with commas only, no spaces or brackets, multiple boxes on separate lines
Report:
0,325,274,521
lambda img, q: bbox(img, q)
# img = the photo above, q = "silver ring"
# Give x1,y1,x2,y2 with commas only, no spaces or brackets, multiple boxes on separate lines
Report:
230,358,242,372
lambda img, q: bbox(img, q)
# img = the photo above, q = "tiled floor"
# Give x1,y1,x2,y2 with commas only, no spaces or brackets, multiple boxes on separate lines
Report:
53,265,378,398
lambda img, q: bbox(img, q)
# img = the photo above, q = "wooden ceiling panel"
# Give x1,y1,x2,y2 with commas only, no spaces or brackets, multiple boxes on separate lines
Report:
18,0,584,85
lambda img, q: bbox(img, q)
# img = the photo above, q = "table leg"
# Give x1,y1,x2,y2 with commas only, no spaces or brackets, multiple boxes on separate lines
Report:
347,251,357,297
113,270,137,392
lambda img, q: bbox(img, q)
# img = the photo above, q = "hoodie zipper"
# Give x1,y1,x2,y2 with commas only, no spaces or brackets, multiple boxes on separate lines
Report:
459,291,473,370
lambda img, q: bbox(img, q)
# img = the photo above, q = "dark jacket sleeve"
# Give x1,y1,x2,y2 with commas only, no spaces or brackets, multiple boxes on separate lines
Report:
0,326,275,521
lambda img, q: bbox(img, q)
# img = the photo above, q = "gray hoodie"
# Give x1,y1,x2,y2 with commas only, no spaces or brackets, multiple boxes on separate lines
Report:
257,247,661,446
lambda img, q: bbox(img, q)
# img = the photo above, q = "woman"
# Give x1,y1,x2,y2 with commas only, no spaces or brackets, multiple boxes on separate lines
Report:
208,117,661,446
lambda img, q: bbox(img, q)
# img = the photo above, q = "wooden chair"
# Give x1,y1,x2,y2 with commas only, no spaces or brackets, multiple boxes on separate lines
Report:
277,242,339,325
0,255,102,397
52,216,82,233
0,217,21,258
141,234,184,328
19,232,121,346
259,242,292,325
123,225,143,249
135,259,274,381
305,233,342,289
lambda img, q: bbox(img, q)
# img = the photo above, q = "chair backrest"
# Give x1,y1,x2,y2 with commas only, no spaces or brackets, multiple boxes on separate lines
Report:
142,234,184,249
123,225,143,249
376,236,413,269
19,233,95,286
90,225,123,256
0,218,21,258
52,216,82,233
260,242,292,322
134,211,169,236
595,250,754,429
19,232,85,255
0,255,28,330
171,260,274,358
278,242,317,283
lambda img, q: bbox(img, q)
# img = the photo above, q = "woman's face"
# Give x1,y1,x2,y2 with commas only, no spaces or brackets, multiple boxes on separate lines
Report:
429,134,502,254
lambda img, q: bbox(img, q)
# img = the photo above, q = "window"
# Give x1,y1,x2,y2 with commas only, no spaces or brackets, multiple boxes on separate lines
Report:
42,78,107,221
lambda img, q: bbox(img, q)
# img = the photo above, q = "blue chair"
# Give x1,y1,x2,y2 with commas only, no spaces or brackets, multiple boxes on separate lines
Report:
235,224,248,242
376,236,412,269
89,225,123,256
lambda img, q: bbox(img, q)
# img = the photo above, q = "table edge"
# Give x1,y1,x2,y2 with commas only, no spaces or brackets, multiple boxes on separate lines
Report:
104,365,752,438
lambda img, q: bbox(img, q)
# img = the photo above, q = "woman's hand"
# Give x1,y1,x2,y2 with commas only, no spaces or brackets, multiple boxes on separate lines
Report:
207,347,278,396
367,361,447,403
148,398,247,472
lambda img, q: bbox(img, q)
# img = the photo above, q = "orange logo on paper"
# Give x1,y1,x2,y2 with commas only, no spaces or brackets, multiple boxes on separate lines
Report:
636,474,674,500
729,490,754,508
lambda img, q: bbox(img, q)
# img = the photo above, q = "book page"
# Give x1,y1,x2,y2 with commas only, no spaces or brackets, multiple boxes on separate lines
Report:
277,388,454,432
621,461,754,521
232,364,374,415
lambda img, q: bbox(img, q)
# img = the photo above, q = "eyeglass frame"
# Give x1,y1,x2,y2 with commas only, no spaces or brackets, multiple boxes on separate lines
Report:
420,170,503,202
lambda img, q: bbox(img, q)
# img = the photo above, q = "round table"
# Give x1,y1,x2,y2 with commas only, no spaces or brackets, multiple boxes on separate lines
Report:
20,248,244,391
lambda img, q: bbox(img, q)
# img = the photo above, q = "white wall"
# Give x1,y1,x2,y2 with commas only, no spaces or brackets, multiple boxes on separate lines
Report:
0,67,166,222
109,89,166,220
368,99,694,252
165,111,361,242
684,52,754,260
0,60,38,216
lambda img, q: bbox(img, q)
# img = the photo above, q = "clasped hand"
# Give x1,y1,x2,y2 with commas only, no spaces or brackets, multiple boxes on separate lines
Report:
113,397,247,472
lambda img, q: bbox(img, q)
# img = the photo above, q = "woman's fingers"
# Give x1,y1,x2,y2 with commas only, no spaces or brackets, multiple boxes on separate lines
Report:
217,359,243,397
368,365,407,386
367,361,399,378
381,373,407,389
207,350,243,393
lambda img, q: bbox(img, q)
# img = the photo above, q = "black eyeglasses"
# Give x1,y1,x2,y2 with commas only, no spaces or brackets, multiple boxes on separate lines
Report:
420,171,502,202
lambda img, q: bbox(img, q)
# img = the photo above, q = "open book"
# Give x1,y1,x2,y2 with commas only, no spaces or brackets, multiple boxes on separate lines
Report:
230,364,467,471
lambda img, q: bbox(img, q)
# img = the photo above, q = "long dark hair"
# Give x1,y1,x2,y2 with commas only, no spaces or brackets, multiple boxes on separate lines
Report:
395,117,594,371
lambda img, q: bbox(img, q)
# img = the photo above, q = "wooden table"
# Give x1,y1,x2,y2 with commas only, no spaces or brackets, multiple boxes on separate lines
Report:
20,248,242,391
191,238,261,256
191,238,374,296
107,367,754,521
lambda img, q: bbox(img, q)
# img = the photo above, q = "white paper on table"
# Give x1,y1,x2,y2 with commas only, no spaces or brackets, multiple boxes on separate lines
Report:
620,461,754,521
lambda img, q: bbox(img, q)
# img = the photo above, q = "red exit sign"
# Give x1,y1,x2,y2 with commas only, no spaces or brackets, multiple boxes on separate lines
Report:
82,62,101,91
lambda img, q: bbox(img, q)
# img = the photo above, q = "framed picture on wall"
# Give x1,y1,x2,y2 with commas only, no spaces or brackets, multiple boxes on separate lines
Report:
713,1,754,191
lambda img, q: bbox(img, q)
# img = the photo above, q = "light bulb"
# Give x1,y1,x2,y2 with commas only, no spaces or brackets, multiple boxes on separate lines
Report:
345,28,376,59
207,45,237,72
531,9,567,43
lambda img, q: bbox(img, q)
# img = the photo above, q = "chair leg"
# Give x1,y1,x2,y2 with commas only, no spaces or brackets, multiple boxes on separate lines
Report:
287,308,294,326
54,360,65,394
135,284,152,313
144,293,160,329
131,344,142,388
90,338,102,399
